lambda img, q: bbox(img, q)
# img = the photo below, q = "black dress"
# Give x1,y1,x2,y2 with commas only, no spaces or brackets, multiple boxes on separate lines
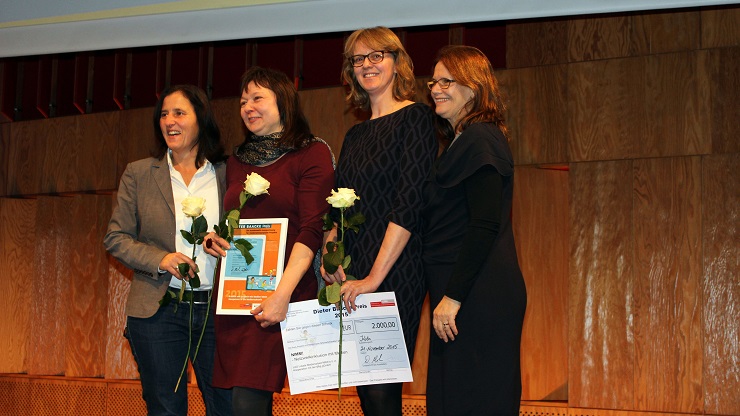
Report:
335,103,436,362
422,123,527,416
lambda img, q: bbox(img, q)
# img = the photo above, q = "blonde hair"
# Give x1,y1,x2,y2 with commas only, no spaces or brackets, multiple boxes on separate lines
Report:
341,27,416,111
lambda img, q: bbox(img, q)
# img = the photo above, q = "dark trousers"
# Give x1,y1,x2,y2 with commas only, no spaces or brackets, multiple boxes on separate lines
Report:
126,301,232,416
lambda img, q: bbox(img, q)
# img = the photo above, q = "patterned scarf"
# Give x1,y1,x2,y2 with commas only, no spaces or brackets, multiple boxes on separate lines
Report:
234,132,336,167
234,132,295,166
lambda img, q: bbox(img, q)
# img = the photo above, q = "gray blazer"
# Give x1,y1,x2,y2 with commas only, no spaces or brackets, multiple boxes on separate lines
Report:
104,156,227,318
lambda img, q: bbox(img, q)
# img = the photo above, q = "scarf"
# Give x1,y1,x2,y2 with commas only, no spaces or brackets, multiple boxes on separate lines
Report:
234,133,336,167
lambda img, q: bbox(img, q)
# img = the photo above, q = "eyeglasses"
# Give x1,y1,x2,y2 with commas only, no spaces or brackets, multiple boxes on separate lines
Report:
427,78,456,90
349,51,391,67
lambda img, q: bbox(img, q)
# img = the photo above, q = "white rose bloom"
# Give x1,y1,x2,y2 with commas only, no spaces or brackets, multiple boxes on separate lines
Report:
326,188,360,208
244,173,270,196
182,196,206,218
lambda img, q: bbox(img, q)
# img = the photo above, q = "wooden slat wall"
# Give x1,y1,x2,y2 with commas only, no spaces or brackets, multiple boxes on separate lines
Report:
0,6,737,415
65,195,111,378
633,157,703,413
0,123,8,195
702,154,739,415
515,167,569,400
28,197,67,375
0,199,36,373
570,161,635,409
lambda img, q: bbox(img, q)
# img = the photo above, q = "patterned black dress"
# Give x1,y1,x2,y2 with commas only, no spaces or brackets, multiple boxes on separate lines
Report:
334,103,436,362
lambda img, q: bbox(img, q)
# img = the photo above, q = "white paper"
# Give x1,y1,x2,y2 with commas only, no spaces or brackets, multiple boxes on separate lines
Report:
280,291,413,395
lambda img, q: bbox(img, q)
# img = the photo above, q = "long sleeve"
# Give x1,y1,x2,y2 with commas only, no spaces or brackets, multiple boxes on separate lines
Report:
103,162,170,279
444,166,503,302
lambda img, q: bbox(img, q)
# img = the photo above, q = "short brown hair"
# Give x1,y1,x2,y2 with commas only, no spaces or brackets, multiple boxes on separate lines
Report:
341,27,416,111
433,45,509,140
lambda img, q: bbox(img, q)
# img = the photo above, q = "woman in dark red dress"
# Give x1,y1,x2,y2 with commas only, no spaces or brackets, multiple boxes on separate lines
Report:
203,67,334,415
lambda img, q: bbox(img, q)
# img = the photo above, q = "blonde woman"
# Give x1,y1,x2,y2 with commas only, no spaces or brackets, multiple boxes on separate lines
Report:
322,27,436,416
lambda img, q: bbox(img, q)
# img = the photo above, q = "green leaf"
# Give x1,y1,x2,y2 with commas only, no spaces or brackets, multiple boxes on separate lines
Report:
239,192,248,208
317,287,330,306
321,213,334,232
159,290,176,307
227,209,240,232
177,263,190,278
345,212,366,234
180,230,195,245
233,239,254,264
192,216,208,243
347,211,366,226
341,254,351,270
345,274,357,281
190,272,201,289
322,241,344,275
325,282,342,304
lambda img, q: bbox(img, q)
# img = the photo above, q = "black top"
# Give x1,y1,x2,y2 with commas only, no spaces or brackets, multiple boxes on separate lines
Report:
334,102,437,357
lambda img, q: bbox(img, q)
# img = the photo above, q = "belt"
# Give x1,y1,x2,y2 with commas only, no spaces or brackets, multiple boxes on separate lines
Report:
178,290,212,304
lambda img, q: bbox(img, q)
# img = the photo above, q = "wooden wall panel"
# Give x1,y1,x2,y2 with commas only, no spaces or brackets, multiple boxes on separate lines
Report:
514,167,569,400
27,197,67,375
709,46,740,154
568,14,631,62
37,116,78,192
701,154,739,416
632,157,703,413
630,10,700,56
568,57,644,161
0,123,8,196
7,113,119,194
701,6,740,48
404,295,430,395
642,51,710,157
42,113,119,193
506,18,569,68
65,195,110,378
569,161,635,409
299,86,357,158
0,199,36,373
100,193,151,381
569,51,710,162
105,244,139,380
211,97,243,154
497,65,568,165
74,113,120,191
6,120,48,195
115,107,155,183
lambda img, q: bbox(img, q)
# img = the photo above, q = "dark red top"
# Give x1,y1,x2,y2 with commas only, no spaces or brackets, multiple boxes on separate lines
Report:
213,141,334,391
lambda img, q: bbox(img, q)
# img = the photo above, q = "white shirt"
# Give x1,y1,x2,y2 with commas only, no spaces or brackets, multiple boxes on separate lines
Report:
167,151,220,291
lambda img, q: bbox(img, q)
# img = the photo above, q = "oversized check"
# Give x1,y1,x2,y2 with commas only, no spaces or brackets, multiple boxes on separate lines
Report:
279,292,412,395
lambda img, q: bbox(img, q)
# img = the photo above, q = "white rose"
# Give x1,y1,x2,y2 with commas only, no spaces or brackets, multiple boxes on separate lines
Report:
326,188,360,208
181,196,206,218
244,173,270,196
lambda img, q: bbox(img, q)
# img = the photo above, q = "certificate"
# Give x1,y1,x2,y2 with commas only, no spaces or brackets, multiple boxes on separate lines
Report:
216,218,288,315
279,292,413,395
